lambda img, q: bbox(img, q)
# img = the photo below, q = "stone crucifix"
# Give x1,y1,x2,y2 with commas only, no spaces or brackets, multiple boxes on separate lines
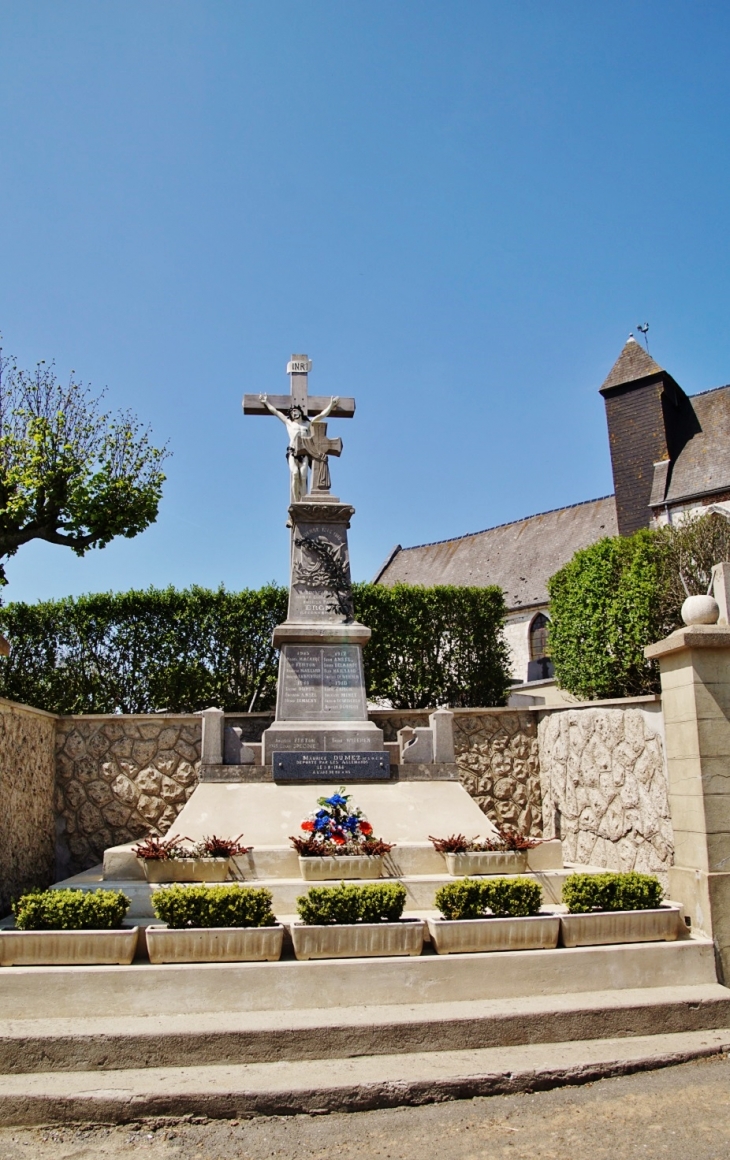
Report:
243,355,355,503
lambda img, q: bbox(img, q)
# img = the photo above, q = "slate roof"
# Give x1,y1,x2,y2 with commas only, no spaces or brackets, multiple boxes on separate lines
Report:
652,384,730,507
374,496,618,611
600,335,663,392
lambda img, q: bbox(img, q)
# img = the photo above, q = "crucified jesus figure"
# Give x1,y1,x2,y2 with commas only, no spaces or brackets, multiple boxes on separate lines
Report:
258,393,340,503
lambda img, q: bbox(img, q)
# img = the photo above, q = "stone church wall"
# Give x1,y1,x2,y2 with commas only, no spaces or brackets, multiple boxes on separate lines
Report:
0,698,56,915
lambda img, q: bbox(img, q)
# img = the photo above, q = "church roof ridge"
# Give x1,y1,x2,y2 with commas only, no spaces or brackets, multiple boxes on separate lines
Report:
396,494,616,552
687,382,730,400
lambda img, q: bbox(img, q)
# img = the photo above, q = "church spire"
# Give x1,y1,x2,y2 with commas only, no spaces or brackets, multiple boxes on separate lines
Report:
600,334,663,392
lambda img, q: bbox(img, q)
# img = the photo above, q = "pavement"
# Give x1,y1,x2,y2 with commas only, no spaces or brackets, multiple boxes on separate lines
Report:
0,1052,728,1159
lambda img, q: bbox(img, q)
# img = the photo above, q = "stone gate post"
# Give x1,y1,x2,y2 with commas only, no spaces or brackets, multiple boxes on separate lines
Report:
645,624,730,979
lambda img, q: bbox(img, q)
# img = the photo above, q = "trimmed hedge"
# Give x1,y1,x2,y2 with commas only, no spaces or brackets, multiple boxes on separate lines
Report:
561,872,664,914
354,582,511,709
296,882,407,925
0,582,510,713
548,512,730,700
150,884,276,929
12,888,130,930
434,877,542,920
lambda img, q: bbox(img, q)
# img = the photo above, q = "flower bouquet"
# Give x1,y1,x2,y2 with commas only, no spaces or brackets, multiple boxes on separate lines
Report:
290,789,394,881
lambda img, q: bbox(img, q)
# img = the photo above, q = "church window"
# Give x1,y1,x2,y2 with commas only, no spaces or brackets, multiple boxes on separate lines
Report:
527,613,553,682
529,613,550,661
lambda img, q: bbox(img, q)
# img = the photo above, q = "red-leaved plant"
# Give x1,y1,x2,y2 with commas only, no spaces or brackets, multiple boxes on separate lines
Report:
194,834,250,858
132,834,193,861
290,835,395,858
429,830,539,855
133,833,250,861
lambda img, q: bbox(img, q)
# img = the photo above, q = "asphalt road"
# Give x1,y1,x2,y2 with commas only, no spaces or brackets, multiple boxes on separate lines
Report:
0,1054,728,1160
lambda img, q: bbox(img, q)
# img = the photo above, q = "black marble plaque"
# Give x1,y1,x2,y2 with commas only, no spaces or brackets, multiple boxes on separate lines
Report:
272,751,391,781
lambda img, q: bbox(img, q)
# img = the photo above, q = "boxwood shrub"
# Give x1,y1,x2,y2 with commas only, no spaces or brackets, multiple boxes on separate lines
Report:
151,884,276,929
12,888,130,930
435,877,543,920
561,872,664,914
296,882,407,926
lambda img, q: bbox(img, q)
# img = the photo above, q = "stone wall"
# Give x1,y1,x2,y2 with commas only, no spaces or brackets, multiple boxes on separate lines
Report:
370,708,543,837
538,700,672,878
0,698,56,914
0,698,676,897
55,715,202,876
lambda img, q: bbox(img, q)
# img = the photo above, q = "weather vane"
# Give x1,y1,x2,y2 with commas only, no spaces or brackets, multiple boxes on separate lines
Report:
637,323,650,352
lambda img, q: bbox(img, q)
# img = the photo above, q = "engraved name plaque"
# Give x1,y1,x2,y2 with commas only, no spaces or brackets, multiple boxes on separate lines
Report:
272,751,390,781
277,644,367,721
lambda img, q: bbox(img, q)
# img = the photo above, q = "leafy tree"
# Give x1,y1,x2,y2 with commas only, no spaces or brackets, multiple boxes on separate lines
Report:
547,512,730,700
0,349,168,584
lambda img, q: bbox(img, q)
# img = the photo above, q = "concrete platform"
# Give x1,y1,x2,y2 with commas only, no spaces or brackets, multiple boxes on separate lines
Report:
1,1027,729,1125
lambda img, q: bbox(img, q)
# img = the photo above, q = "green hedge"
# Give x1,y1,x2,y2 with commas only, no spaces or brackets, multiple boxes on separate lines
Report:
354,582,510,709
13,888,130,930
0,582,510,713
547,513,730,700
150,884,276,929
296,882,407,925
434,876,542,920
561,872,664,914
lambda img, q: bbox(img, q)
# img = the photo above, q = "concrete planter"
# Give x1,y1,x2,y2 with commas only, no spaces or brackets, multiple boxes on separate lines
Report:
140,858,230,883
298,855,384,881
560,907,682,948
292,920,424,960
146,924,284,964
444,851,528,876
0,927,139,966
427,914,560,955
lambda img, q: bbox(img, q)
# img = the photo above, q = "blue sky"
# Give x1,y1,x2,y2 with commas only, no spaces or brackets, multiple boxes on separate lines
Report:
1,2,729,602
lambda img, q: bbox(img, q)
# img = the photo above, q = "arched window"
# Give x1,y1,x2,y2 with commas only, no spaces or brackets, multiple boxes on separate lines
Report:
527,613,554,681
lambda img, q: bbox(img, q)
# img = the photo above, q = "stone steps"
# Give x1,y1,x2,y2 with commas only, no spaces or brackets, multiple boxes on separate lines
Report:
2,1026,729,1125
0,939,716,1019
1,984,728,1074
2,935,725,1125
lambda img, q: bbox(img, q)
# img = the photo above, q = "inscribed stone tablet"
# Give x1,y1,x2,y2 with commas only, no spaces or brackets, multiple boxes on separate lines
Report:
277,644,367,721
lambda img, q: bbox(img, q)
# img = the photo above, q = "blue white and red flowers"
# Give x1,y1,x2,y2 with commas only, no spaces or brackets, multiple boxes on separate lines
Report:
290,788,394,857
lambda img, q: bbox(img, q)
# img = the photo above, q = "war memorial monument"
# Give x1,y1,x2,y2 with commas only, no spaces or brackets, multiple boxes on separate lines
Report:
102,353,502,872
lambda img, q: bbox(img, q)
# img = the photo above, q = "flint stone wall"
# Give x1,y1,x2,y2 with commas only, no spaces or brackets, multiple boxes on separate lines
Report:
55,715,202,876
0,698,56,914
538,701,672,878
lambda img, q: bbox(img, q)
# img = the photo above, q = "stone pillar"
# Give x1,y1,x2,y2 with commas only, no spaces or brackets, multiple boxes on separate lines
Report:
645,624,730,979
430,708,455,763
200,707,224,766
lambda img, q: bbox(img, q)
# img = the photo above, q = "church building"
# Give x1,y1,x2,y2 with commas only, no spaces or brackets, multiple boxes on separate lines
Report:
374,336,730,686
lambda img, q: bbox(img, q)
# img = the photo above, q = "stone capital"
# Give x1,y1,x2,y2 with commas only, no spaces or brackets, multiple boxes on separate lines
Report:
289,501,355,525
644,623,730,660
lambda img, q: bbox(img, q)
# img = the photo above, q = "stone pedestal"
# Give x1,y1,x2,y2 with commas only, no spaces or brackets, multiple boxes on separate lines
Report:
645,625,730,979
261,496,384,768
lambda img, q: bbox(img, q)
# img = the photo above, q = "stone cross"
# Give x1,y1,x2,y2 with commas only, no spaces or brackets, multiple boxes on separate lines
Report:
300,422,342,495
242,354,356,420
